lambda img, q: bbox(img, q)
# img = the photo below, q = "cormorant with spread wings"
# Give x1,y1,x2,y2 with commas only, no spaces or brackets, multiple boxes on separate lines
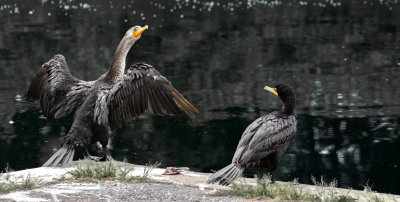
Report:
27,25,198,167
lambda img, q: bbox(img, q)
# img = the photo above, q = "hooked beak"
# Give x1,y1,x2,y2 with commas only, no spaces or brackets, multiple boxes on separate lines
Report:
133,25,148,38
264,86,278,96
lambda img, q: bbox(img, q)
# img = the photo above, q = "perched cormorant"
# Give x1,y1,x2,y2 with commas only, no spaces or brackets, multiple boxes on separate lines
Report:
207,84,296,185
27,25,198,167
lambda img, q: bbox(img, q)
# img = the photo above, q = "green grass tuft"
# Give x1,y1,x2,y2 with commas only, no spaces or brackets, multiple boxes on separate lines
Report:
0,165,42,195
66,160,160,183
231,175,357,201
311,175,338,187
142,161,161,179
364,181,385,202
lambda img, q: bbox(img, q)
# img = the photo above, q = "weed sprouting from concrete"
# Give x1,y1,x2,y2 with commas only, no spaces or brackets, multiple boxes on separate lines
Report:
364,180,376,193
364,181,385,202
66,160,160,183
68,161,117,180
311,175,338,187
18,174,42,190
0,165,42,195
231,175,357,201
142,161,161,179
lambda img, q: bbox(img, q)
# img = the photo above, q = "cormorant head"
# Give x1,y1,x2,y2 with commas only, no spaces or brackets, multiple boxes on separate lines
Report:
264,84,296,115
125,25,148,40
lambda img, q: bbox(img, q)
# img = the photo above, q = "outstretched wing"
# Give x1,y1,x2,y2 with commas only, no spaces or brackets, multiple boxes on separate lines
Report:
95,63,198,131
27,55,92,120
232,112,297,166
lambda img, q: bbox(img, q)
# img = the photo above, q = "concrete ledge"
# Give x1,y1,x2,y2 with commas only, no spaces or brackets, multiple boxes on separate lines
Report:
1,160,399,201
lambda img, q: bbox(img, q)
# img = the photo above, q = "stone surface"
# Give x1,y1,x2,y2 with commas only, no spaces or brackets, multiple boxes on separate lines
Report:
0,182,244,202
0,161,399,202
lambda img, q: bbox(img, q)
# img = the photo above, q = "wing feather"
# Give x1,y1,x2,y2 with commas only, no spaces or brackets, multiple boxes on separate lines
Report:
150,85,164,115
232,112,297,167
27,55,92,120
94,63,198,131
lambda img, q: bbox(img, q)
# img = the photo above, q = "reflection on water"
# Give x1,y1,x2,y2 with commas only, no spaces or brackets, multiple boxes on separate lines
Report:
0,0,399,194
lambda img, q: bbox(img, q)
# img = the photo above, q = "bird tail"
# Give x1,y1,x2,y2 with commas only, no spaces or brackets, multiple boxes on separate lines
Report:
42,145,75,167
206,163,244,186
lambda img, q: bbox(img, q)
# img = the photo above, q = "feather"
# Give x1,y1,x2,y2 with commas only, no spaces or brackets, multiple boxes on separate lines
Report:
207,163,244,186
93,62,198,131
42,145,76,167
27,55,91,120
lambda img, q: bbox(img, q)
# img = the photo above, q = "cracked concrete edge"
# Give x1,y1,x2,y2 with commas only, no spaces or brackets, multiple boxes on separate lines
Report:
1,160,399,202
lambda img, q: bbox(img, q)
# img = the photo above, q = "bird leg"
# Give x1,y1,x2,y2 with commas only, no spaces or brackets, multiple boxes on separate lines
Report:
85,147,111,162
85,148,100,161
254,153,278,184
256,171,276,184
97,146,110,161
256,170,274,184
269,171,275,183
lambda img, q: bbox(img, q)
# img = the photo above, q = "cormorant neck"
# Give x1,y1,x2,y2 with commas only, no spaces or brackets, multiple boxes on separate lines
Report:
103,37,135,82
281,94,296,115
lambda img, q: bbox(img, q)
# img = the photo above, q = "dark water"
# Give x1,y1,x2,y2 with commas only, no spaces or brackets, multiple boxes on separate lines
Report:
1,0,399,194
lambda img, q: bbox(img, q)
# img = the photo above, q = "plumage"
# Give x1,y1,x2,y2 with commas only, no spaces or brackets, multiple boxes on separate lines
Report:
27,25,198,167
93,63,198,131
27,55,92,121
207,84,297,185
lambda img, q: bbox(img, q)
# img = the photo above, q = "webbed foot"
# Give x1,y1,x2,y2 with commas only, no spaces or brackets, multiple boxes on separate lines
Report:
85,148,111,162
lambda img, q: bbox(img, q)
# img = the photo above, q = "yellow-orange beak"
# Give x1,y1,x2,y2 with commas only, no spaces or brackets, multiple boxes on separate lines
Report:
133,25,148,38
264,86,278,96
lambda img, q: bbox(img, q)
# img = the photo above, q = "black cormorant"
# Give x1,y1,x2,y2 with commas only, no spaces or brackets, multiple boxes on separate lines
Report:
207,84,296,185
27,25,198,167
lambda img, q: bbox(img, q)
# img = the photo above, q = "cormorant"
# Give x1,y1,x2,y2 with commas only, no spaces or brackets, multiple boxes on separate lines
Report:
27,25,198,167
207,84,296,185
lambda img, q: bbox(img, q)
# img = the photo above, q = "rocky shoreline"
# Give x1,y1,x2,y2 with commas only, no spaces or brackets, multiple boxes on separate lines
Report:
0,161,399,201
